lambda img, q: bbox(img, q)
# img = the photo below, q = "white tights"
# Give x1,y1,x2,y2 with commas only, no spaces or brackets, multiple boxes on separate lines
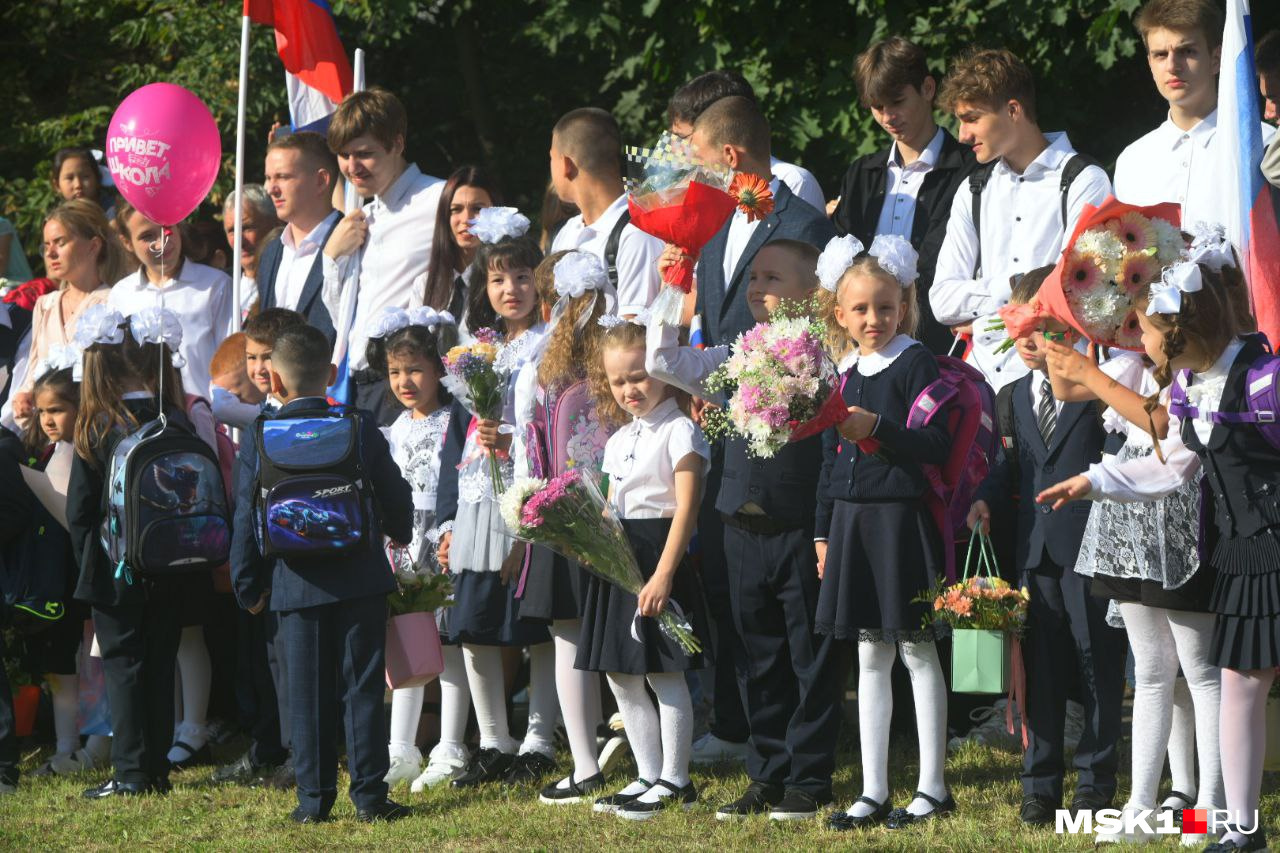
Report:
607,671,691,802
549,620,602,788
1218,667,1274,845
462,644,519,753
519,641,558,758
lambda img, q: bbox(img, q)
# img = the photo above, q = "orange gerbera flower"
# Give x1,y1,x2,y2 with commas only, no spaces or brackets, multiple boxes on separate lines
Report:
730,173,775,223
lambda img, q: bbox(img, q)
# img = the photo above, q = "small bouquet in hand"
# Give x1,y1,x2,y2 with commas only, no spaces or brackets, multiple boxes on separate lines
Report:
443,328,510,493
624,131,774,325
501,471,702,656
387,551,454,617
701,301,847,458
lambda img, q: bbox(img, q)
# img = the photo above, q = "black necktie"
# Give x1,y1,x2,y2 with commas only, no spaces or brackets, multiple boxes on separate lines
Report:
1037,377,1057,445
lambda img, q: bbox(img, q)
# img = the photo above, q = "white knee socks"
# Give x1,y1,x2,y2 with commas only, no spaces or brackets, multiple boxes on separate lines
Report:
900,640,949,815
549,619,601,788
462,643,518,753
388,686,424,761
520,641,558,758
49,672,80,755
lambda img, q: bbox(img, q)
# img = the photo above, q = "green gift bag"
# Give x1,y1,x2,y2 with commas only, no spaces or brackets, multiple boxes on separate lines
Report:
950,531,1010,694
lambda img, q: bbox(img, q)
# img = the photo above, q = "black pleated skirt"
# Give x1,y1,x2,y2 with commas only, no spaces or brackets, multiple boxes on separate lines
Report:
517,545,589,624
448,568,550,647
575,518,711,675
1208,527,1280,669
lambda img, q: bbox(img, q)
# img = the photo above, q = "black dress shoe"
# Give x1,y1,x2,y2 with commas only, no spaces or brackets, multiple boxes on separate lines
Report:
828,795,892,830
1070,789,1112,814
150,776,172,796
886,791,957,828
1205,832,1268,852
538,772,605,805
616,779,697,820
1020,795,1059,826
503,751,557,785
769,788,829,821
356,799,410,823
451,748,514,788
82,779,148,799
289,806,331,824
716,781,783,820
593,779,653,814
169,742,213,771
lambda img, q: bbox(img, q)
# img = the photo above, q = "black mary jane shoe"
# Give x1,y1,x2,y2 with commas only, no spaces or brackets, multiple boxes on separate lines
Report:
1205,831,1268,852
538,772,605,805
593,779,653,814
451,747,514,788
615,779,698,821
82,778,149,799
1158,790,1194,823
827,795,892,830
885,791,957,829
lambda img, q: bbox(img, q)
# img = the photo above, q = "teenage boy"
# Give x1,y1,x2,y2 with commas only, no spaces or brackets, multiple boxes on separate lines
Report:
666,70,827,212
257,132,341,345
323,88,443,424
831,37,974,355
930,48,1111,390
230,325,413,823
1116,0,1275,223
1261,30,1280,187
109,200,236,399
549,107,663,316
968,272,1127,826
649,239,844,822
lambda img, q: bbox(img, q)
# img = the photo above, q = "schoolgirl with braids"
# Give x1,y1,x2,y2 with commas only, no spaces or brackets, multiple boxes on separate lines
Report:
1040,228,1276,852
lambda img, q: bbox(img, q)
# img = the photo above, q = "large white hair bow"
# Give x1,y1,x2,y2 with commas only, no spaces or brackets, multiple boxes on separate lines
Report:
469,206,531,244
868,234,919,288
73,304,126,350
1147,261,1203,316
366,305,458,340
129,306,186,368
33,343,83,383
407,306,457,331
816,235,864,293
1186,221,1236,272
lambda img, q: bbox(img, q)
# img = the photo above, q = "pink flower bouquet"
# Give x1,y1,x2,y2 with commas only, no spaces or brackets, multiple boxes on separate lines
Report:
500,470,702,656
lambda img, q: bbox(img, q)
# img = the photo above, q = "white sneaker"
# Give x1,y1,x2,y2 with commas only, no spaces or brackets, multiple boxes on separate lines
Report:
1063,700,1084,753
384,747,423,787
599,735,630,777
1094,806,1156,844
689,733,749,765
948,700,1021,751
411,746,469,792
33,748,103,777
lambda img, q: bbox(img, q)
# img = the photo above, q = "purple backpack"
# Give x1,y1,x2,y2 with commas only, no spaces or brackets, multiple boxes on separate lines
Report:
1168,337,1280,452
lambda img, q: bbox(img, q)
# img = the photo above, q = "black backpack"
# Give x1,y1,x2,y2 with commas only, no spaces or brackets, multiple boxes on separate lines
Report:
253,407,372,559
968,152,1105,276
603,210,631,291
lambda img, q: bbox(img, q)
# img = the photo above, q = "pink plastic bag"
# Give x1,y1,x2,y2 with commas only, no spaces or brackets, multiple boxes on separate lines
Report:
385,612,444,690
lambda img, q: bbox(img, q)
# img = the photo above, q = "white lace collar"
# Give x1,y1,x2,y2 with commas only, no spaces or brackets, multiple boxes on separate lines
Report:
1184,337,1246,409
848,334,918,377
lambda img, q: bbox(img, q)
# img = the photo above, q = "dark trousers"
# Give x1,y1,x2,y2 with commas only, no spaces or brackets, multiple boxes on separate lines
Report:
0,628,17,786
280,593,388,816
235,609,289,767
1023,560,1127,802
697,458,750,744
723,520,843,796
92,580,185,786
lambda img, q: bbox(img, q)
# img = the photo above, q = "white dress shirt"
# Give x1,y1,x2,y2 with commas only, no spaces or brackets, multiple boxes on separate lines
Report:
109,260,235,398
275,210,340,312
770,156,827,213
1028,368,1064,418
645,321,728,403
874,128,946,239
603,396,710,519
1114,110,1276,227
551,193,663,316
322,163,444,371
721,177,783,288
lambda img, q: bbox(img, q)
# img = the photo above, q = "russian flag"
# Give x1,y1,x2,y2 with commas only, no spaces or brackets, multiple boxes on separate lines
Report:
1219,0,1280,343
244,0,353,133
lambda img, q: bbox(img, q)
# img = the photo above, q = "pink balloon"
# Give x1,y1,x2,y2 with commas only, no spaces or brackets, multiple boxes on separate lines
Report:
105,83,221,226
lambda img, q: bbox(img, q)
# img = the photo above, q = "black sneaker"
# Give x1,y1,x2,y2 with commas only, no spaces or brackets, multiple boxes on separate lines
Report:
1020,795,1059,826
212,751,275,785
616,779,698,821
539,772,605,805
715,781,783,821
289,805,331,824
356,799,410,823
451,747,514,788
82,778,149,799
504,751,557,785
593,779,653,814
769,788,827,821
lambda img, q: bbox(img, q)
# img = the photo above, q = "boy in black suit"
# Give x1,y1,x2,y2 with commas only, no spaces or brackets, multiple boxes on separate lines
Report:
968,271,1127,825
230,325,413,823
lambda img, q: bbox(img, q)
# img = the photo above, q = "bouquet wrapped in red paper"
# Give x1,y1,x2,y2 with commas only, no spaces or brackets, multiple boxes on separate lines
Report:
989,197,1184,352
624,132,775,325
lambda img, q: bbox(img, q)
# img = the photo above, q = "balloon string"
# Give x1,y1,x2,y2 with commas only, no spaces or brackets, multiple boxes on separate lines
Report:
157,228,166,418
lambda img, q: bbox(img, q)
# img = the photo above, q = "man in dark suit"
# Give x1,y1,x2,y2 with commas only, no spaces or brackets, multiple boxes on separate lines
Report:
969,275,1126,826
257,131,340,346
831,37,974,354
230,325,412,824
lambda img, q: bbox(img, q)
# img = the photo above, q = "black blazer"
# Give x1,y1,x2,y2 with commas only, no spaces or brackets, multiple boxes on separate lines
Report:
975,373,1106,572
695,183,836,348
230,396,412,612
256,213,340,346
831,130,974,354
715,433,824,531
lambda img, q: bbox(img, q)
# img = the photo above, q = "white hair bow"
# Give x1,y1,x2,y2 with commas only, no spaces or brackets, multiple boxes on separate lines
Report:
407,306,457,332
1147,261,1204,316
1186,221,1235,272
469,206,531,244
366,306,411,339
868,234,919,288
816,235,864,293
33,343,83,383
550,252,611,334
597,314,645,330
129,306,186,368
73,304,126,350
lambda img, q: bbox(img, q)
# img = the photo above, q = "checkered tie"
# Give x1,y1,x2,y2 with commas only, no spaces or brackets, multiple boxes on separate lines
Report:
1037,377,1057,445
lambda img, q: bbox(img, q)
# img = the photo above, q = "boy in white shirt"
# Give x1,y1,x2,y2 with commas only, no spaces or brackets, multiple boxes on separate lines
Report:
1115,0,1275,222
1260,30,1280,188
930,48,1111,390
322,88,444,423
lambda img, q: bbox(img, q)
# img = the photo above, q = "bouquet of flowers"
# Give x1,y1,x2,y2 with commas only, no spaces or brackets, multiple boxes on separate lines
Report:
387,548,454,618
443,328,510,493
501,470,702,656
917,572,1029,635
700,303,848,458
624,131,775,325
988,197,1184,352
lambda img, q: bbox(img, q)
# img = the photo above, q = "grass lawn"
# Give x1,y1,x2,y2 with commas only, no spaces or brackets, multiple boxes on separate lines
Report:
3,719,1276,852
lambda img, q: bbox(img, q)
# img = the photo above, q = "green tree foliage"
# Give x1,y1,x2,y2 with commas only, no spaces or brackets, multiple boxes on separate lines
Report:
1,0,1276,272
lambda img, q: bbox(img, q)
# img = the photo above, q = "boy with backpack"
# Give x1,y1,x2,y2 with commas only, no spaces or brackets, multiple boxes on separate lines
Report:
229,325,413,823
929,48,1111,390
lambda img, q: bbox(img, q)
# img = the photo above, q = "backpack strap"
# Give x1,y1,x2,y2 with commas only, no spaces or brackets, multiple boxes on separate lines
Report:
604,210,632,291
995,382,1018,454
967,162,996,277
1058,153,1104,228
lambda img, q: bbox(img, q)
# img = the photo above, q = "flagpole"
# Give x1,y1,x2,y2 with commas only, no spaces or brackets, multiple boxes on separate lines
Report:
231,11,251,333
342,48,366,213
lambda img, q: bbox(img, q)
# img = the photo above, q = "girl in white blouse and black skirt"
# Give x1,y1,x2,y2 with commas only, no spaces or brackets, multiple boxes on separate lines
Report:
578,317,711,820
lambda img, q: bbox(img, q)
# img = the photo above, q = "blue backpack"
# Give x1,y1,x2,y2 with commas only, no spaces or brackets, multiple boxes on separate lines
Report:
101,417,232,580
253,408,371,558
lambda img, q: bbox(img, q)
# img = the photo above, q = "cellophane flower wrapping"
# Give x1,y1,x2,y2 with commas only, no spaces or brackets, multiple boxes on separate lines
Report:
443,327,512,493
624,132,736,325
500,471,702,656
701,303,846,458
387,547,454,618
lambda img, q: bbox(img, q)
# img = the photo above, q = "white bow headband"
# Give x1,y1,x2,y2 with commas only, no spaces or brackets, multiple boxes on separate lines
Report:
365,305,458,340
1146,221,1237,316
73,304,126,350
550,252,613,334
32,343,83,383
129,306,186,368
469,206,531,244
816,233,919,292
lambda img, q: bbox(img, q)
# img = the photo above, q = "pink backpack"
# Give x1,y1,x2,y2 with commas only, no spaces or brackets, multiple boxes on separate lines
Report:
525,379,612,480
